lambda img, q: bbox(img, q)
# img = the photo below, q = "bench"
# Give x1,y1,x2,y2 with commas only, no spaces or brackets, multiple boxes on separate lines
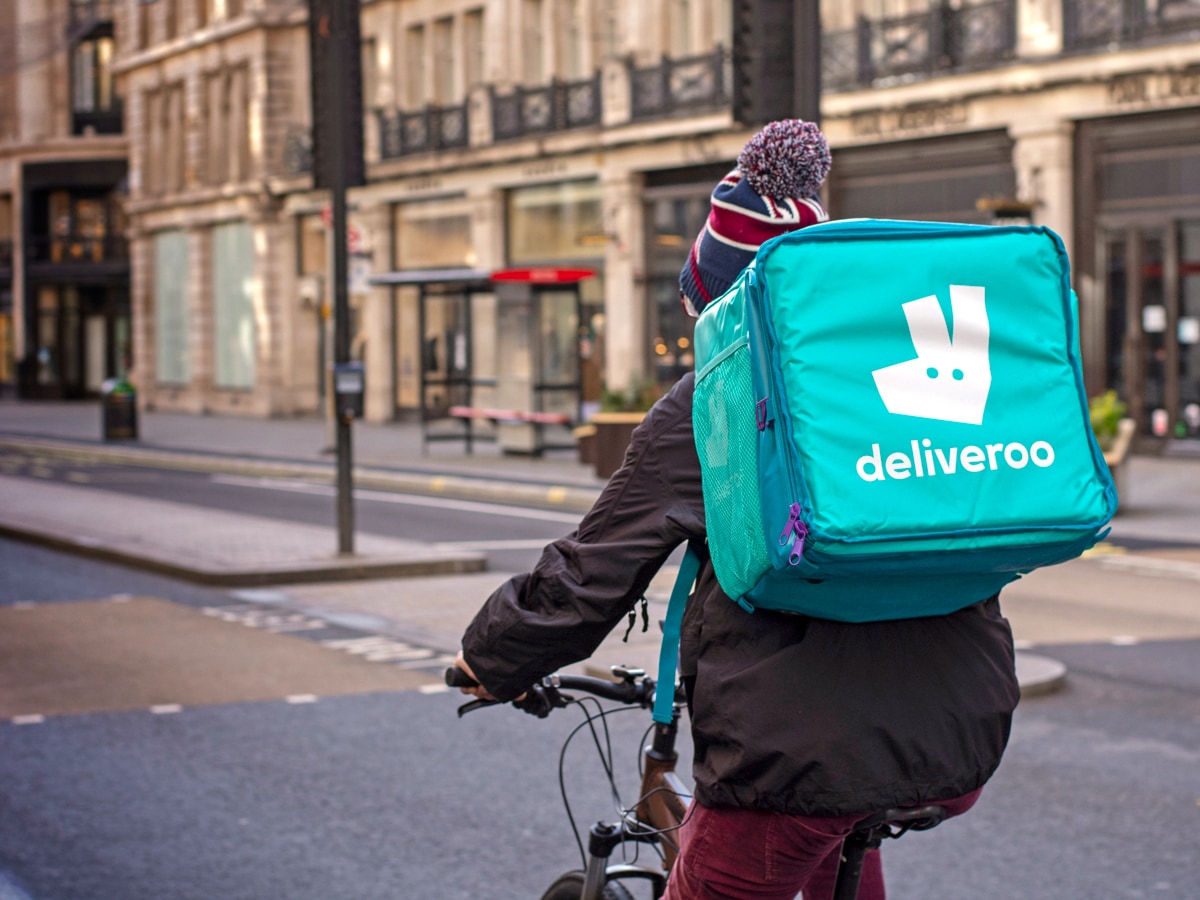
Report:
424,406,573,455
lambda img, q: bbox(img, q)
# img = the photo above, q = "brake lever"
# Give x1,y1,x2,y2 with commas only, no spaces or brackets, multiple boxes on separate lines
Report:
455,697,502,718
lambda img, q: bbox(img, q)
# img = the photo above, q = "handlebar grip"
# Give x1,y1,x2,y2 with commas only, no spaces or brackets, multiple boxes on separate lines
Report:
445,666,480,689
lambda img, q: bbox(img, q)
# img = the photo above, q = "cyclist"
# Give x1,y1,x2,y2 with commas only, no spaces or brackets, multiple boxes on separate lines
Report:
454,119,1020,900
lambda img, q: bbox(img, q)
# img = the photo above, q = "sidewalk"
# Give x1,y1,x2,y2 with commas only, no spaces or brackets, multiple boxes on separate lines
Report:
4,398,1200,696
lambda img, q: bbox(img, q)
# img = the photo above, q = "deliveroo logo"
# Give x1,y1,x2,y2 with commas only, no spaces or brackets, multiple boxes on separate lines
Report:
857,283,1057,483
871,285,991,426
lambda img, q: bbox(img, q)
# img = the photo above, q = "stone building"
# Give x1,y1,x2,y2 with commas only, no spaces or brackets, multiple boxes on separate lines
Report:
17,1,1200,450
0,0,129,399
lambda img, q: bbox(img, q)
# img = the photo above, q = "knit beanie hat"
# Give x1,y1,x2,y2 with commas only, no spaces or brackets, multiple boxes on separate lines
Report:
679,119,832,316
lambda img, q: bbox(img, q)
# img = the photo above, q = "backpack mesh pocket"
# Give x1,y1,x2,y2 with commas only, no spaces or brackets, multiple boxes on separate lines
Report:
694,341,770,600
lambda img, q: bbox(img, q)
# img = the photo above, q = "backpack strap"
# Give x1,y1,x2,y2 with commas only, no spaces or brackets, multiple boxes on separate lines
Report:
652,543,703,725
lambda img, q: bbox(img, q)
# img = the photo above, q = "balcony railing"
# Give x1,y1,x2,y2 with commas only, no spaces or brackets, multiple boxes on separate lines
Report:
68,0,115,38
823,0,1016,92
378,103,469,159
1064,0,1200,50
629,47,730,121
26,234,129,266
283,123,313,176
491,73,602,142
72,102,123,136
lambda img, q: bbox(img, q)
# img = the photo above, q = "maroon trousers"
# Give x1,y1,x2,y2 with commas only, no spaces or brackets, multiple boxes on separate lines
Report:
661,789,982,900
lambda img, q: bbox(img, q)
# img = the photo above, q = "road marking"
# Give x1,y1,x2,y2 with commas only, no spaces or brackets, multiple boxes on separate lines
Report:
203,605,327,633
150,704,182,715
286,694,319,704
322,635,437,662
419,684,451,695
209,474,583,523
109,594,133,603
1014,639,1035,651
1111,635,1141,646
12,715,45,725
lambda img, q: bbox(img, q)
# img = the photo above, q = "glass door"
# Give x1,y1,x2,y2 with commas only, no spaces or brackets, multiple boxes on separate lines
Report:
1101,218,1200,441
1179,221,1200,439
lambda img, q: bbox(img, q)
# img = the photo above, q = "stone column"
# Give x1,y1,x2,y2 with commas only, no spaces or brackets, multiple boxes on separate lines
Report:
357,199,394,422
600,169,646,393
1010,119,1075,260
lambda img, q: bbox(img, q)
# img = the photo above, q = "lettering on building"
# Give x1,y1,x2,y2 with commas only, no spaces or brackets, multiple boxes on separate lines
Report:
850,103,968,139
405,177,443,192
1108,68,1200,109
522,160,568,178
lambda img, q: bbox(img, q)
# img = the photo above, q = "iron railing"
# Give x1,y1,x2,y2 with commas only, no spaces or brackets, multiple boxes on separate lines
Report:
629,47,730,121
72,101,123,136
283,123,313,176
25,234,129,265
68,0,115,40
491,72,602,141
823,0,1016,92
1063,0,1200,49
378,103,469,159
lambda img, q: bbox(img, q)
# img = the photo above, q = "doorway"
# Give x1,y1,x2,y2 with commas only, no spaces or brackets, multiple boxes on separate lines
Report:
1100,218,1200,441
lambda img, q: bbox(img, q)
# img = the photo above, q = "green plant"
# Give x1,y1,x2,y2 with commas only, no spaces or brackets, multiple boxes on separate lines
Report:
1089,390,1127,451
600,378,663,413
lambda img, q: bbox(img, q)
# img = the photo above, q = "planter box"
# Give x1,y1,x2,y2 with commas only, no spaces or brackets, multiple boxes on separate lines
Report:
589,412,646,479
1102,418,1136,509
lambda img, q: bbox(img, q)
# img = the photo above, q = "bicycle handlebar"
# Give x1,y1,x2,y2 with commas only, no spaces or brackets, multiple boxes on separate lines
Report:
444,666,656,717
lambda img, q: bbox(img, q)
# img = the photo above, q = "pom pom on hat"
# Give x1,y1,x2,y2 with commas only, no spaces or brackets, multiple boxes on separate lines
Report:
737,119,831,200
679,119,831,316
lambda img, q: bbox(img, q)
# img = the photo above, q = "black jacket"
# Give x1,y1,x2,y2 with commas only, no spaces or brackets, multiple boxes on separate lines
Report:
462,373,1020,817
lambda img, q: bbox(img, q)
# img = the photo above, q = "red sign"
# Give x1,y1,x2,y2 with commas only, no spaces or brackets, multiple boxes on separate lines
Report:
491,267,596,284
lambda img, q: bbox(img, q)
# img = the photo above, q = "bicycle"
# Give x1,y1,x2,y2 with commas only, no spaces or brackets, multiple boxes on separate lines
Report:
445,665,946,900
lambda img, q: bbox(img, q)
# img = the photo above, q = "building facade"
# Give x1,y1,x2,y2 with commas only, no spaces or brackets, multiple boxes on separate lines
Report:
31,0,1200,449
0,0,129,399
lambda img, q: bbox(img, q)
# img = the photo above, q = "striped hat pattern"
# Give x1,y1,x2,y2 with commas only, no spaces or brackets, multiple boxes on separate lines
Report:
680,119,832,316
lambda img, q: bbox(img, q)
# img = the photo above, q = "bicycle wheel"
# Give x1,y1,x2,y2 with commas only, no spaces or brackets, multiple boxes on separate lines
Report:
539,870,636,900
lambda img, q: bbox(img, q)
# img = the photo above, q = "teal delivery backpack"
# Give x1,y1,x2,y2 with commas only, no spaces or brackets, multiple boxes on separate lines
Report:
654,218,1117,722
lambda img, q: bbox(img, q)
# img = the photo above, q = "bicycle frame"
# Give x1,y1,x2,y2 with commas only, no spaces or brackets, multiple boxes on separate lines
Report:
579,704,690,900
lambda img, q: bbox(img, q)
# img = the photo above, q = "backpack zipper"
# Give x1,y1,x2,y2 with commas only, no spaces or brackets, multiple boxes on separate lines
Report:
749,272,812,570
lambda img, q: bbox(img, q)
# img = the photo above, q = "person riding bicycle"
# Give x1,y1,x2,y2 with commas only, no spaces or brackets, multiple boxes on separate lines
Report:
454,119,1020,900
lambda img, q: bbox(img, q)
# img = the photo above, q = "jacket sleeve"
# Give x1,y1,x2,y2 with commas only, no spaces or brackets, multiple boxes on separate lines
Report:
460,374,705,701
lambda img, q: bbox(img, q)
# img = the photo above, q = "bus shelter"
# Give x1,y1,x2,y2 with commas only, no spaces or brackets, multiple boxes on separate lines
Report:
369,267,593,454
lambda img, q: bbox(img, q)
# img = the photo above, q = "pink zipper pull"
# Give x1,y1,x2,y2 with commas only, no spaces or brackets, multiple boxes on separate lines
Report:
778,503,808,566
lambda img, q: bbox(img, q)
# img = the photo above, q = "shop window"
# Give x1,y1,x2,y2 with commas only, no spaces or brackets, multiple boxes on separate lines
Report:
508,180,604,263
154,231,191,385
393,196,474,270
212,221,256,389
43,190,124,263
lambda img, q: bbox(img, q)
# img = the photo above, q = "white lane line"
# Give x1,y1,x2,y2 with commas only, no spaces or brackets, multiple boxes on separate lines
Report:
150,704,183,715
286,694,319,704
209,474,583,524
12,715,45,725
1110,635,1141,646
1013,639,1035,651
419,684,451,695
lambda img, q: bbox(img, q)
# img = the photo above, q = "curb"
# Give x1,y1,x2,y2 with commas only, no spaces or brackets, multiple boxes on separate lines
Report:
0,435,603,515
1014,651,1068,698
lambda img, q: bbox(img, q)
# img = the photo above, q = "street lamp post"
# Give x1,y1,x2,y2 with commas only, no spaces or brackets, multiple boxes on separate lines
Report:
308,0,365,556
